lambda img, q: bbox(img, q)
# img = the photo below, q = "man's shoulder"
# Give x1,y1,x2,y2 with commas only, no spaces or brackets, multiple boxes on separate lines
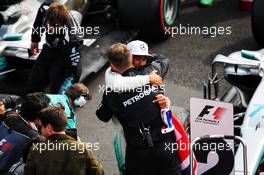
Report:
122,67,145,77
58,139,92,156
2,114,39,138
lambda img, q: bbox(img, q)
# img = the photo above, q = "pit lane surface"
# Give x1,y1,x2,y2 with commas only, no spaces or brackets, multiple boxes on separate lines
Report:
74,0,259,174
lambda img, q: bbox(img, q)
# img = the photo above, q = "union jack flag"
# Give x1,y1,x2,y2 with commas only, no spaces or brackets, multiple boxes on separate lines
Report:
161,108,197,175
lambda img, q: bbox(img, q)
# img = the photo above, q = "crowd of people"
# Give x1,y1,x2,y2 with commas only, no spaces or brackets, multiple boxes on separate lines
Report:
0,83,102,175
0,40,185,174
0,0,189,175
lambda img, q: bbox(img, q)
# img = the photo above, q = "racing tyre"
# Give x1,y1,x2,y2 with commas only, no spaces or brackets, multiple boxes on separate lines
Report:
117,0,180,40
257,156,264,175
252,0,264,47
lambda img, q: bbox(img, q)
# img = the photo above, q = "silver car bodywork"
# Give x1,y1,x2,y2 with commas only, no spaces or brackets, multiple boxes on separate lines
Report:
0,0,89,59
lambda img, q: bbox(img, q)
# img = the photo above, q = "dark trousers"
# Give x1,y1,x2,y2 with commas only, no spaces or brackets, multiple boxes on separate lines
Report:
124,132,181,175
27,44,81,94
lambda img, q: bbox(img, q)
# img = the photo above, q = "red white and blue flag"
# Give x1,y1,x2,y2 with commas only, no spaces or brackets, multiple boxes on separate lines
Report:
161,108,197,175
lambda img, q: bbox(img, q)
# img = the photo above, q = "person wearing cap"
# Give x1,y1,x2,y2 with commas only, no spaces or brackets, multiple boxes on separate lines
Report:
127,40,169,78
96,43,181,175
105,40,169,91
103,41,172,174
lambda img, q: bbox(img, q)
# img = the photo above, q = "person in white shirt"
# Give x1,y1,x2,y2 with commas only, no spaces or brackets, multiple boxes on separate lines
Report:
105,40,169,91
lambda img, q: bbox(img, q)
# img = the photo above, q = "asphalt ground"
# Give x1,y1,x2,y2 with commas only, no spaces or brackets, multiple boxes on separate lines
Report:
76,0,261,174
76,0,262,174
0,0,259,174
0,0,260,174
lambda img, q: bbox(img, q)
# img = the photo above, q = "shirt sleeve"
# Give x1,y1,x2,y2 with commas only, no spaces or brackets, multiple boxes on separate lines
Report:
149,54,169,80
96,92,113,122
24,149,36,175
31,3,48,43
85,149,105,175
105,67,150,91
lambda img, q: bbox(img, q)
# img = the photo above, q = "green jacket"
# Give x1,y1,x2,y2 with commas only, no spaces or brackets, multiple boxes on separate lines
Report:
24,134,104,175
47,94,76,129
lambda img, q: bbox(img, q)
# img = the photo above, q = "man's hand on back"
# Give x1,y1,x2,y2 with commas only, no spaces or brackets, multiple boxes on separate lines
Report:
148,70,162,86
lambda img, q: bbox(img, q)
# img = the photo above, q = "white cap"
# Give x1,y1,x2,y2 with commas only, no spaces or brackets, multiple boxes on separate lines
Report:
127,40,151,56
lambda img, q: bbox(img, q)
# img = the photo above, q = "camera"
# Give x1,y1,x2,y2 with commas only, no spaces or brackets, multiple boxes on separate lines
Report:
1,97,16,109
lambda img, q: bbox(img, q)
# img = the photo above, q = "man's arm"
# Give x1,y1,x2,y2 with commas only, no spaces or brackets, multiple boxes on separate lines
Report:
149,54,169,79
31,2,52,55
85,149,105,175
24,149,36,175
105,68,162,91
96,92,113,122
31,4,47,43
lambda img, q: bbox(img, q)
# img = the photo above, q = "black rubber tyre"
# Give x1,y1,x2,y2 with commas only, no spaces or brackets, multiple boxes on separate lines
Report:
117,0,180,40
252,0,264,47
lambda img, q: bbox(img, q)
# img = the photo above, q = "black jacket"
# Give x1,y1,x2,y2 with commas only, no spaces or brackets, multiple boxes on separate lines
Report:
31,0,83,47
96,54,169,147
2,113,39,140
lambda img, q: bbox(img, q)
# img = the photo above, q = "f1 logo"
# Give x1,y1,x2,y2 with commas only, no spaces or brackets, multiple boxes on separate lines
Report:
199,105,214,118
198,105,226,120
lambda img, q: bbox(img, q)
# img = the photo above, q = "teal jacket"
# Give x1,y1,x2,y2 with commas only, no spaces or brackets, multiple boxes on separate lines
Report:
47,94,76,129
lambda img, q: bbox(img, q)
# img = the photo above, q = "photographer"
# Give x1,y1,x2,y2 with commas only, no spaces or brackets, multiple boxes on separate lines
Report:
47,83,91,130
46,83,91,140
0,93,49,174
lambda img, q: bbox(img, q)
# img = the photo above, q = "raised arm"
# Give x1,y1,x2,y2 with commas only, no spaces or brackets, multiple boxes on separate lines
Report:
105,67,162,91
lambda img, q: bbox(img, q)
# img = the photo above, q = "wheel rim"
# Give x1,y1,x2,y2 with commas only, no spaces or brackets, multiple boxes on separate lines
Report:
163,0,178,26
